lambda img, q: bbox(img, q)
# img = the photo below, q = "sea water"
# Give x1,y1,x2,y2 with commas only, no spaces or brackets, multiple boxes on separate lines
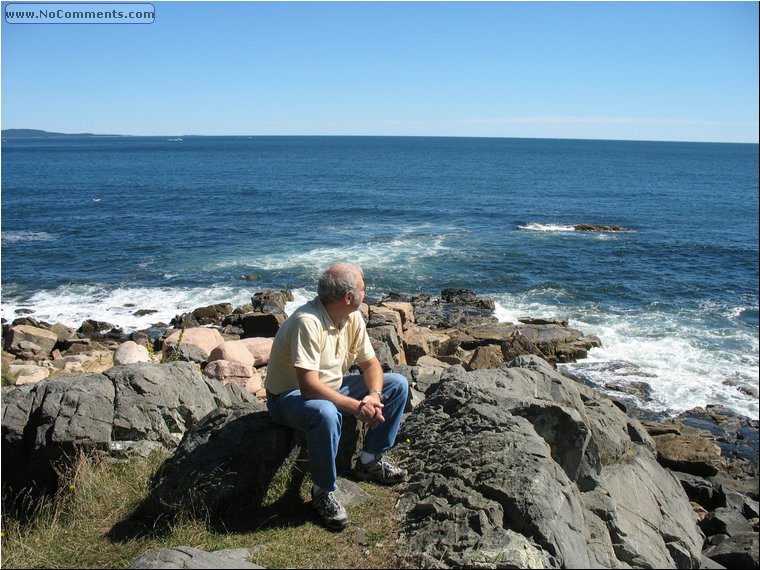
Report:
2,136,758,419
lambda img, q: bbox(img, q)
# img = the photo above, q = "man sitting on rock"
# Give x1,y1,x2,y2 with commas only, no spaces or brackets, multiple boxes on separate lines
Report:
265,262,409,530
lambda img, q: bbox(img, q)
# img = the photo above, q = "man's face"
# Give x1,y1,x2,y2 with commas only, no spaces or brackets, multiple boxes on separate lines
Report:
349,273,366,310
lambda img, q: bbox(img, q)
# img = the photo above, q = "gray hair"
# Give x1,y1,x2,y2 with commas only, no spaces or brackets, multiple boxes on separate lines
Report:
318,263,363,304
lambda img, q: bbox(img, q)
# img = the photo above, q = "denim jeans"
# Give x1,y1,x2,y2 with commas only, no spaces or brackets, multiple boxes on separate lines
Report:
266,372,409,492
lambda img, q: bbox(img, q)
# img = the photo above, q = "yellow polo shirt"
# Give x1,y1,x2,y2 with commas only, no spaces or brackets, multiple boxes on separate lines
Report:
265,297,376,395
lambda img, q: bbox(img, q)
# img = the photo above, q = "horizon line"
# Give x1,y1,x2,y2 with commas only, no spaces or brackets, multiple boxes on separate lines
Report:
1,128,757,146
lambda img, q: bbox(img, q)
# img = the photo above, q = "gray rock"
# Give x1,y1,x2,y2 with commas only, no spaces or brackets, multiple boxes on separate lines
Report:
191,303,234,326
334,477,371,508
394,356,703,569
700,507,755,537
412,302,498,330
148,403,367,526
77,319,116,338
128,546,263,569
164,342,209,364
369,337,395,371
574,224,633,232
703,532,759,569
251,289,292,312
237,313,287,338
673,471,725,511
1,361,257,493
107,362,238,446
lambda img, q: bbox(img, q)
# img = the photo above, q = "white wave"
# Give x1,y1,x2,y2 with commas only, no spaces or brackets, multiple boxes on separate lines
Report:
2,230,55,244
518,223,576,232
285,288,314,316
570,318,758,419
493,301,523,324
491,292,759,420
0,284,255,332
210,234,452,274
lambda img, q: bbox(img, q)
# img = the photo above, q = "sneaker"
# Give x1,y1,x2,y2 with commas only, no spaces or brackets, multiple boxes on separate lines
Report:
311,486,350,530
354,455,408,485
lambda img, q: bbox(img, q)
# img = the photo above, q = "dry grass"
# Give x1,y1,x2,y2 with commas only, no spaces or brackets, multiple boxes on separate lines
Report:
1,450,403,569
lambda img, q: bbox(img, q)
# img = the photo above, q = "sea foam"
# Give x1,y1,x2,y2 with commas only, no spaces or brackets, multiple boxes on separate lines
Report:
518,223,576,232
1,231,55,244
492,295,759,420
1,284,254,332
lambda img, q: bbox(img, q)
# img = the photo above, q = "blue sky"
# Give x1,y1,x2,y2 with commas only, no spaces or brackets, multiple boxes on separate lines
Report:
1,1,758,142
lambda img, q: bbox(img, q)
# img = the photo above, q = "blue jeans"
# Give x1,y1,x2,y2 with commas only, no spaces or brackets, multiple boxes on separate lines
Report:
266,372,408,492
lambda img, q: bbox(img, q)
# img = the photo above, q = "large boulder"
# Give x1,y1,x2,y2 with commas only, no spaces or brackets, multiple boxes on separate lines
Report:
402,324,451,365
574,224,633,232
3,324,59,357
76,319,116,338
411,290,498,330
204,361,262,394
162,328,224,358
206,340,261,393
1,362,256,495
367,324,406,366
653,433,723,477
445,322,602,365
251,289,292,313
240,313,287,338
394,356,704,569
146,403,366,528
7,363,50,385
208,340,255,368
113,340,153,366
191,303,234,326
238,337,274,366
380,301,415,330
369,305,404,338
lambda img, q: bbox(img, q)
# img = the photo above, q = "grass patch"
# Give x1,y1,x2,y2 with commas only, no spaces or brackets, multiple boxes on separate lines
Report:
1,355,19,387
1,450,403,569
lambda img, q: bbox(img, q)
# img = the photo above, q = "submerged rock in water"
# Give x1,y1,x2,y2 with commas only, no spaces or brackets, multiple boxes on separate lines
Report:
574,223,634,232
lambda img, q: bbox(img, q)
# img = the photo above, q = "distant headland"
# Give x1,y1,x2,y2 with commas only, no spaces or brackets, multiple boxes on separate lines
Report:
1,129,124,138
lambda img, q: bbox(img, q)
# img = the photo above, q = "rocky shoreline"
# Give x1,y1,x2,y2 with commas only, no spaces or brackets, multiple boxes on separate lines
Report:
2,288,757,568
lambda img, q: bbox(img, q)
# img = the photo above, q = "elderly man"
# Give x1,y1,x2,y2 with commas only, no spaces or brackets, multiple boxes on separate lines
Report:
265,263,409,530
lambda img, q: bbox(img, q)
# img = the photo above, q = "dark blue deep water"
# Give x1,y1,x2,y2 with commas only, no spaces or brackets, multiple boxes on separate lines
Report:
2,136,758,418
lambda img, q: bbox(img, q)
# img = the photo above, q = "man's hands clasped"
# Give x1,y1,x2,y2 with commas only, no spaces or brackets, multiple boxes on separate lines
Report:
356,393,385,427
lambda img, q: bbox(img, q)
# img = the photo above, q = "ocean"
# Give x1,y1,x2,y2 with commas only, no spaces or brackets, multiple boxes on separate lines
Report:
1,136,758,419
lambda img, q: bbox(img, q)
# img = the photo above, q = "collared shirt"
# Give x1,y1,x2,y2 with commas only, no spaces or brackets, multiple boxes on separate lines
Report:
265,297,376,395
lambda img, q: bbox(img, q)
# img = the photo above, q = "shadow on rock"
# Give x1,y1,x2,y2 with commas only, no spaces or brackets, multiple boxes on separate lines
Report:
108,402,365,540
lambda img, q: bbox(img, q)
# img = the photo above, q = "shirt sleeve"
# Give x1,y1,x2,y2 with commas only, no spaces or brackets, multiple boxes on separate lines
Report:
291,316,323,372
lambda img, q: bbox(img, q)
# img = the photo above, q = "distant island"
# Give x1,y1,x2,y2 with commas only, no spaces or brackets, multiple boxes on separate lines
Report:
1,129,124,138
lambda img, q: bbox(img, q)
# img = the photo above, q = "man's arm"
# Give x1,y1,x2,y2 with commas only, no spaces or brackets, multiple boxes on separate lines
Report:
358,356,383,388
296,367,357,411
357,357,386,425
296,358,385,427
295,366,384,426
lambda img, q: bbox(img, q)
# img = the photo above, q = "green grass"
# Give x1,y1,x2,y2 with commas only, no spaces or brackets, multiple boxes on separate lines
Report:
1,357,19,387
1,450,404,569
